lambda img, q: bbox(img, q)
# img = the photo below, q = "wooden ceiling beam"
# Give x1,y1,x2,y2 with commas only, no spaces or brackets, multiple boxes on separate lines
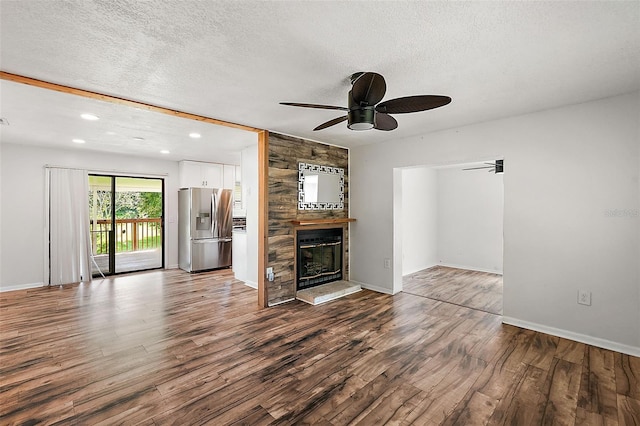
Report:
0,71,264,134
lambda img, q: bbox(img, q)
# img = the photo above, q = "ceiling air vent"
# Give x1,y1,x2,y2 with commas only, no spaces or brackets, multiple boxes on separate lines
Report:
0,118,9,126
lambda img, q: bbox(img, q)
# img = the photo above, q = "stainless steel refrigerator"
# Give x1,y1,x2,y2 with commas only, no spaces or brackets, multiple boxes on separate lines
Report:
179,188,233,272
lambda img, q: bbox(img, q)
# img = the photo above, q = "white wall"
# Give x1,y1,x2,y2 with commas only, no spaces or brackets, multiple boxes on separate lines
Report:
0,142,3,287
436,167,503,273
400,166,504,276
0,143,180,291
401,167,438,275
351,92,640,354
241,144,259,288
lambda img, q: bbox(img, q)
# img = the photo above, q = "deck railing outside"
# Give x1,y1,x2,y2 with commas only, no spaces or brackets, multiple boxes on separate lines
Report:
90,218,162,254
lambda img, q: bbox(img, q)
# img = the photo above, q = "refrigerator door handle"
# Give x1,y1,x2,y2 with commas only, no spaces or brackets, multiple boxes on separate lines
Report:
211,192,217,237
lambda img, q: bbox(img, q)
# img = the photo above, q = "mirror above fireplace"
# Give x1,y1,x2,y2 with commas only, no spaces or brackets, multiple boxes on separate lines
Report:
298,162,344,210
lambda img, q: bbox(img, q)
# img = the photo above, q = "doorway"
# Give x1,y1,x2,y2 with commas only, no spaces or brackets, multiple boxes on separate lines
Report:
89,175,164,276
396,162,504,314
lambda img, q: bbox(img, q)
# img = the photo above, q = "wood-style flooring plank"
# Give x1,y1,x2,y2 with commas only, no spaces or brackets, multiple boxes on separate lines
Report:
403,265,503,314
617,394,640,426
542,357,583,425
615,352,640,400
1,268,638,425
578,345,619,422
486,364,547,425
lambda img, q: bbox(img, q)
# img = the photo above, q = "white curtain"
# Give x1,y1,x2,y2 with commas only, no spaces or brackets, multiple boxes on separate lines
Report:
47,168,92,285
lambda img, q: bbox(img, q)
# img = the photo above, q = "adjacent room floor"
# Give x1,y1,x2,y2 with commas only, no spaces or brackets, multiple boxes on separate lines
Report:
403,265,503,315
1,269,638,424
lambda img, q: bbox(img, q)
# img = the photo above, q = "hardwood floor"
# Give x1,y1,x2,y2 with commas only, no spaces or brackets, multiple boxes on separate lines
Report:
1,269,638,425
403,266,503,315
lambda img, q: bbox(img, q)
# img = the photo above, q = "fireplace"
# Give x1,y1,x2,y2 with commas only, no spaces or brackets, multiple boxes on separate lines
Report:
296,228,343,290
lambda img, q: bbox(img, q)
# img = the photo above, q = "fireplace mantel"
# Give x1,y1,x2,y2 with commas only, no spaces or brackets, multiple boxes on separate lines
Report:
290,218,356,226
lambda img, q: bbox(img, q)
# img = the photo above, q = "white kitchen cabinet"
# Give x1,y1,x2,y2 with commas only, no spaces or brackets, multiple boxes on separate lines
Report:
202,163,223,188
179,161,223,188
223,164,235,190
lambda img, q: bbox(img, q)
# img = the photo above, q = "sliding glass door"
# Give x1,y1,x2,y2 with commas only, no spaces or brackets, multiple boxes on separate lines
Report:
89,175,114,276
89,175,164,276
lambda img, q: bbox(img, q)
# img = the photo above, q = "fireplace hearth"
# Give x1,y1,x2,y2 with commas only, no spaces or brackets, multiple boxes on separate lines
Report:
296,228,343,290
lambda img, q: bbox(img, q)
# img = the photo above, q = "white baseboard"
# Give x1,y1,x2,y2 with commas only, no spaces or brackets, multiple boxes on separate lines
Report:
0,282,45,293
243,280,257,289
438,263,503,275
351,280,395,295
166,264,179,270
502,316,640,358
402,263,438,276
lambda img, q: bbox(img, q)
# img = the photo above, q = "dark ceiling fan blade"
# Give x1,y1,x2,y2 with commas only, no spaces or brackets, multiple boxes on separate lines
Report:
351,72,386,106
374,113,398,131
376,95,451,114
313,115,348,131
280,102,349,111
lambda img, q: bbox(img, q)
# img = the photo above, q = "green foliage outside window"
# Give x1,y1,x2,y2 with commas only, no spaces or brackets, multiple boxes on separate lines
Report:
89,191,163,254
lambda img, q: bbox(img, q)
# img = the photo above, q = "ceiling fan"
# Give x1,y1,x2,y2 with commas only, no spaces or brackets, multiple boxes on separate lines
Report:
280,72,451,131
462,160,504,173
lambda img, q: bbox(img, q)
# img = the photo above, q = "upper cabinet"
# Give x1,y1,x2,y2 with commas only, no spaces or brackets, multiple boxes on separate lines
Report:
179,161,222,188
223,164,235,190
179,160,236,189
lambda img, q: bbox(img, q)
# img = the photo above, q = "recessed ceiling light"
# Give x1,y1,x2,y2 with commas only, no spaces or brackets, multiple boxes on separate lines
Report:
80,113,100,121
133,136,145,141
160,150,170,154
72,139,86,144
189,132,201,139
106,131,116,135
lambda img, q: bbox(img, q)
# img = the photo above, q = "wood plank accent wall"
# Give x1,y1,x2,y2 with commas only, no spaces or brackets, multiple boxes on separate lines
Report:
258,130,269,308
267,133,349,306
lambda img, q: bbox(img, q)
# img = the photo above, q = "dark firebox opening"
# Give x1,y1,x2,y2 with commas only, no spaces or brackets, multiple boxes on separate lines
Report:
296,228,343,290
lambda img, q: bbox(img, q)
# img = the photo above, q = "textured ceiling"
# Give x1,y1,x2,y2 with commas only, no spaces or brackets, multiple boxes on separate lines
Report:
0,1,639,159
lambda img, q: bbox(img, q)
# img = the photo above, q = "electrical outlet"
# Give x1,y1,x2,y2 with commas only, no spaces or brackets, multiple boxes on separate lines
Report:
266,267,274,282
578,290,591,306
384,258,391,269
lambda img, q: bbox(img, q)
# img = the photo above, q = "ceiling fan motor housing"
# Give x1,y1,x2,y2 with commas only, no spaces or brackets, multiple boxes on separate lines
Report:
347,90,375,130
348,108,375,130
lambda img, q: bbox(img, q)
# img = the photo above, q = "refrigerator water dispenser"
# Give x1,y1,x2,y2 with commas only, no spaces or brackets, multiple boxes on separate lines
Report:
196,213,210,230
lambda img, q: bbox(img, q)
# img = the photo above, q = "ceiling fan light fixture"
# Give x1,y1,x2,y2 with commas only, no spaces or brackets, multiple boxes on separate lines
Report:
347,122,374,131
347,108,375,131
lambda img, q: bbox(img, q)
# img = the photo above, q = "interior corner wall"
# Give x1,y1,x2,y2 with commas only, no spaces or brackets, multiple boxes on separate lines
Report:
401,167,438,275
242,144,259,288
436,167,504,273
267,133,349,306
0,143,180,291
350,91,640,352
0,144,3,286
